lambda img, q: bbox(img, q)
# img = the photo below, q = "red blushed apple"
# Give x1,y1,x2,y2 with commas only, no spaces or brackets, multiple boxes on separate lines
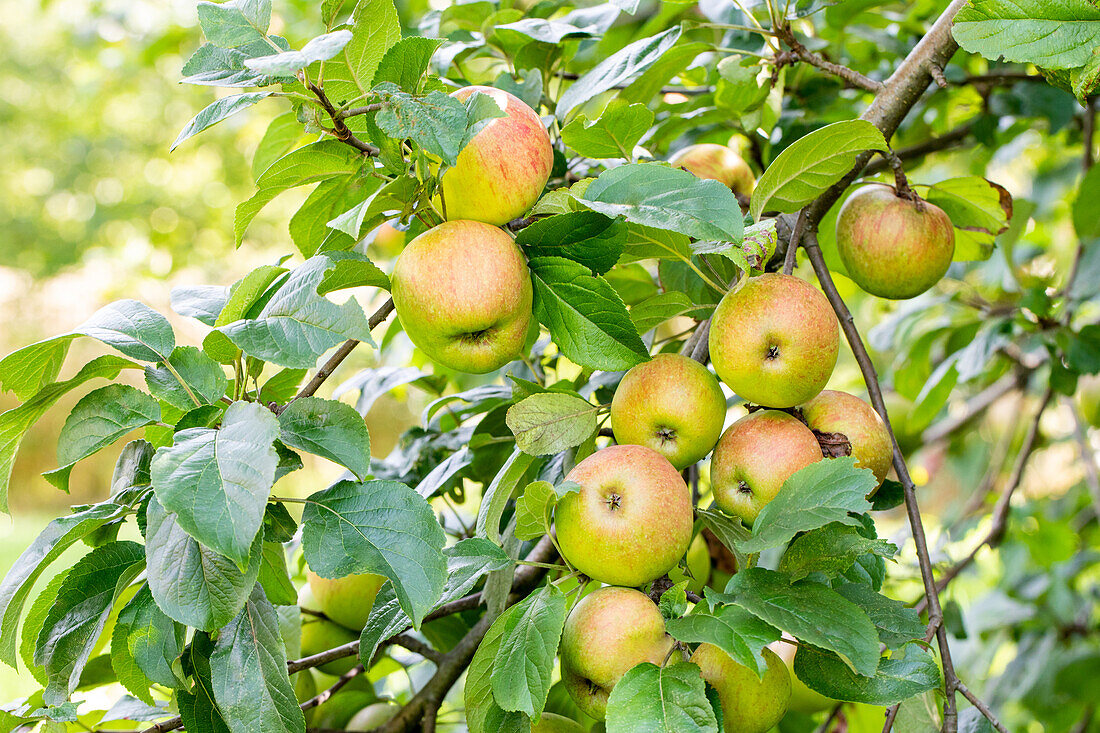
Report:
801,390,893,486
439,86,554,226
555,444,693,588
669,142,756,196
709,273,839,408
710,410,823,525
836,183,955,300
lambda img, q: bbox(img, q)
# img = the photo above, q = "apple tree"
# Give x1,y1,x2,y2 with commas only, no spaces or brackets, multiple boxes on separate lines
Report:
1,0,1098,732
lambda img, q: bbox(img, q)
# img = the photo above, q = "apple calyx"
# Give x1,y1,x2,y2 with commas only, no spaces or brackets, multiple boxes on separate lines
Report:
738,480,752,495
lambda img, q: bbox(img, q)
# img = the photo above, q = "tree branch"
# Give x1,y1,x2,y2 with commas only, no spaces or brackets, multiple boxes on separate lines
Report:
862,121,976,176
306,79,380,155
773,29,883,93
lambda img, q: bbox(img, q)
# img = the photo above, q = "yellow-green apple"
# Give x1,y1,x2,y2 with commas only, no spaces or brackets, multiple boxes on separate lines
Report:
312,690,378,729
691,644,791,733
559,586,675,720
669,143,756,196
1077,374,1100,428
710,410,822,525
438,86,553,226
709,273,839,408
769,638,835,715
369,221,406,257
801,390,892,486
292,670,318,724
555,444,693,587
299,616,359,676
610,353,727,469
836,184,955,300
532,713,587,733
391,220,533,373
668,532,711,594
307,570,386,630
346,702,399,731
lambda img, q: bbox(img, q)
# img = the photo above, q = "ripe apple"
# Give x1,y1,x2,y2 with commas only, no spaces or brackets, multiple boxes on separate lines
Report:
709,273,839,408
710,410,822,525
668,532,711,594
691,644,791,733
769,638,835,715
439,86,553,226
610,353,727,470
1077,374,1100,428
801,390,892,486
555,444,693,587
346,702,399,731
299,616,359,676
559,586,675,720
669,143,756,196
836,183,955,300
532,713,587,733
307,570,386,631
391,219,533,373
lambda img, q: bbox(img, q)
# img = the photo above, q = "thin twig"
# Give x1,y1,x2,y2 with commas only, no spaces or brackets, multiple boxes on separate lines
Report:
299,664,365,712
815,703,844,733
773,27,883,92
862,121,976,176
305,79,380,155
392,634,444,663
921,371,1025,444
782,210,808,275
956,680,1010,733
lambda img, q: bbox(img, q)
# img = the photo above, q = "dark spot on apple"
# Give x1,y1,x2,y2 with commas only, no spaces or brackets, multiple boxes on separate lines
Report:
814,429,853,458
605,492,622,511
738,480,752,495
766,345,780,360
656,426,677,443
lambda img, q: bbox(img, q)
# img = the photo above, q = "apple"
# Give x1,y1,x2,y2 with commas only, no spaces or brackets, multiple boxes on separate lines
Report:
532,712,587,733
292,670,318,724
438,86,554,226
390,219,533,373
312,690,378,729
1077,374,1100,428
669,143,756,196
346,702,399,731
769,638,835,715
801,390,893,486
710,410,822,525
610,353,727,470
668,532,711,594
690,644,791,733
307,570,387,631
709,273,839,408
559,586,675,720
370,221,406,257
555,444,694,587
300,615,359,676
836,183,955,300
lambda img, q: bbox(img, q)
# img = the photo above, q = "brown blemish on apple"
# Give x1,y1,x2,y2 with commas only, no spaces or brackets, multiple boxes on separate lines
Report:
813,429,853,458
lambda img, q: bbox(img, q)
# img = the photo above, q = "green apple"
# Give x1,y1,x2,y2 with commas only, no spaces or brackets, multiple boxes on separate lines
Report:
300,615,359,676
556,444,694,587
669,143,756,196
690,644,791,733
668,532,711,594
312,690,378,729
769,638,835,715
292,670,318,724
801,390,893,486
836,183,955,300
610,353,726,470
710,410,822,525
559,586,675,720
370,221,406,257
391,219,533,373
346,701,399,731
307,570,386,631
1077,374,1100,428
532,712,587,733
709,273,839,408
438,86,553,226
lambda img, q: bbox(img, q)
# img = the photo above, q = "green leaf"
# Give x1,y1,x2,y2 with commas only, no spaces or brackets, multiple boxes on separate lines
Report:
513,481,556,541
197,0,271,48
151,401,279,567
321,0,401,107
77,299,176,362
244,30,352,75
557,26,683,118
496,17,601,44
506,393,599,456
778,522,897,582
251,113,302,181
736,457,877,554
181,38,292,88
750,120,887,221
629,291,696,334
290,176,379,257
529,257,649,371
953,0,1100,70
476,450,537,544
326,175,418,240
696,507,752,570
1074,164,1100,241
43,385,160,492
316,252,390,294
0,338,70,401
218,255,376,368
178,636,232,733
171,92,271,151
372,36,444,90
301,479,447,627
491,584,569,716
925,177,1012,261
170,285,229,326
210,585,305,733
144,347,228,410
112,585,186,696
580,163,744,243
794,643,941,705
278,396,371,479
258,542,297,606
665,606,780,677
466,607,529,733
722,568,881,676
19,569,70,686
833,583,924,651
659,580,689,621
516,212,627,275
373,85,507,167
561,104,654,159
0,355,138,512
34,541,145,705
604,662,719,733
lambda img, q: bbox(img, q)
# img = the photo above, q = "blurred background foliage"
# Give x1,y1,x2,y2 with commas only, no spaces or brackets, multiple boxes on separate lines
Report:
1,0,1098,728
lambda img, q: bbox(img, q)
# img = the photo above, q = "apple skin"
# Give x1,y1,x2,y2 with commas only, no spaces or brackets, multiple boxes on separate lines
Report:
307,570,386,631
710,410,822,525
532,713,587,733
312,690,378,729
439,86,553,226
300,616,360,676
801,390,893,486
391,219,533,373
769,638,835,715
345,702,399,731
1077,374,1100,428
668,532,711,594
555,444,694,587
559,586,675,720
370,221,406,257
292,670,318,724
610,353,727,470
709,273,839,408
691,644,791,733
669,143,756,196
836,184,955,300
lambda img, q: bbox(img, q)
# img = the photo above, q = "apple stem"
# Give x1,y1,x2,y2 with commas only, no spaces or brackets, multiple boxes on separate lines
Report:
882,148,926,211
